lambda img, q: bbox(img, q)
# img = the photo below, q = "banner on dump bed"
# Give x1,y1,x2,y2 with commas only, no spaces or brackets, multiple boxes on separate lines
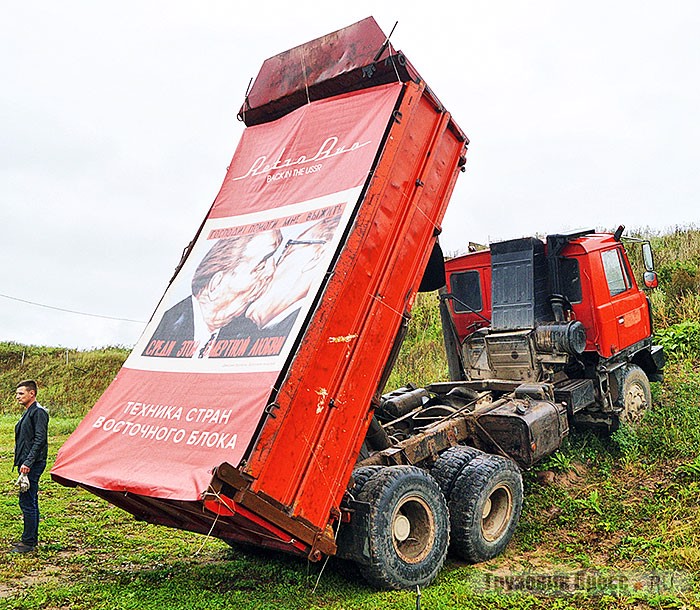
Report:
52,82,403,501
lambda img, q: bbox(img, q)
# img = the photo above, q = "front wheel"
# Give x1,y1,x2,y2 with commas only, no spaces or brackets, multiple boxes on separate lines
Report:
613,364,651,426
448,454,523,563
355,465,449,590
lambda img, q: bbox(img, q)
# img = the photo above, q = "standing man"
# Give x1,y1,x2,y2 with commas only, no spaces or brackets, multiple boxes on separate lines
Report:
12,380,49,554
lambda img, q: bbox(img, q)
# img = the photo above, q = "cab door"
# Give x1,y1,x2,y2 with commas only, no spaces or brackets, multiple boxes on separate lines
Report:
599,247,650,352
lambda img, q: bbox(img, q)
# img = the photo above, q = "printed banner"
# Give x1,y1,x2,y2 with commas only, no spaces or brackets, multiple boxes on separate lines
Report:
51,82,403,501
129,194,353,374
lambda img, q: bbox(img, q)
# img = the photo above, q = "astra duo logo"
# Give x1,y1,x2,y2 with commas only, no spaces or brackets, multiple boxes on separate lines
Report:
229,136,373,182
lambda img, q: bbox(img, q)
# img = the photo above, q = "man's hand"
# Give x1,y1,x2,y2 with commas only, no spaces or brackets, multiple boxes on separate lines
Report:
20,464,30,475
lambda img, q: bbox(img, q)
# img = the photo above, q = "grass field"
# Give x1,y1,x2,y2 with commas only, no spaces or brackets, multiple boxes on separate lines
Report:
2,361,699,609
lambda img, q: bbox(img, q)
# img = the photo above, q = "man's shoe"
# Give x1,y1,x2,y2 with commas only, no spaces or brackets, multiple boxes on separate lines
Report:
10,542,35,554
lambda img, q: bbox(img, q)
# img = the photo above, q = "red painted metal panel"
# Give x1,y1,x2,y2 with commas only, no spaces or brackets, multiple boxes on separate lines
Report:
446,250,492,340
245,81,468,529
243,17,387,113
238,17,423,127
564,237,650,357
52,84,403,503
203,497,308,554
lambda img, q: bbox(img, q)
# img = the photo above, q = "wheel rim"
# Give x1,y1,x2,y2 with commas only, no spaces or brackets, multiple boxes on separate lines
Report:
481,483,513,542
391,495,436,564
622,381,648,423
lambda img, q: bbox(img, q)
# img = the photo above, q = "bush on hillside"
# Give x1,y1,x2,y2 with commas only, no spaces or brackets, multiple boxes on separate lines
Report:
0,342,128,417
655,321,700,361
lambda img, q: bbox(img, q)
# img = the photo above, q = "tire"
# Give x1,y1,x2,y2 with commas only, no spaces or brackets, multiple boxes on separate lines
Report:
337,466,387,562
448,454,523,563
431,446,483,498
348,465,385,497
613,364,651,426
356,465,449,590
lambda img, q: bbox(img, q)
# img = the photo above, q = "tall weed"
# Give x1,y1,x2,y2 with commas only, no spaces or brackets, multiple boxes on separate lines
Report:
630,362,700,461
386,293,448,390
645,225,700,325
655,321,700,360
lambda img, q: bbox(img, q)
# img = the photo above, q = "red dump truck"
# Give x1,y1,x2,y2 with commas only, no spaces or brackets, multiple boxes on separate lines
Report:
52,18,663,591
52,17,468,589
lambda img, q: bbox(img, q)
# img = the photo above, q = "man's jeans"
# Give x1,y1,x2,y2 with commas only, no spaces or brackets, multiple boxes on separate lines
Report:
18,461,46,547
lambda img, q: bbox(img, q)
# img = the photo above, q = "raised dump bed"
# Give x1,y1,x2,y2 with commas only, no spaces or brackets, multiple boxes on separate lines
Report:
52,17,469,588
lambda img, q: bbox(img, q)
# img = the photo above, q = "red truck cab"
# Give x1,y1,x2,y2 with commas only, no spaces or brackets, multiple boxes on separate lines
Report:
446,229,655,360
445,249,491,340
558,233,651,358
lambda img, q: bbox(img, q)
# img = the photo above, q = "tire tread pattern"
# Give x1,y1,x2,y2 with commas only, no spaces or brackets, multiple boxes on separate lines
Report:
431,446,483,498
356,465,449,590
449,454,523,563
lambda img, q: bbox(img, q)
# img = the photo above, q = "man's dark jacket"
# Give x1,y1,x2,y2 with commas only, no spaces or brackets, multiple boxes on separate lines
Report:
14,402,49,470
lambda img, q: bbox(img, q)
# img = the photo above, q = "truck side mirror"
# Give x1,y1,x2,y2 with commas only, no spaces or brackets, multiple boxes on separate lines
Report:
642,242,654,272
643,270,659,289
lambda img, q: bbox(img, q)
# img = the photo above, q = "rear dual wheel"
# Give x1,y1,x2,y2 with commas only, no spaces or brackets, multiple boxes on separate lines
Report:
353,465,449,590
347,465,384,498
342,454,522,589
431,445,483,498
437,453,523,563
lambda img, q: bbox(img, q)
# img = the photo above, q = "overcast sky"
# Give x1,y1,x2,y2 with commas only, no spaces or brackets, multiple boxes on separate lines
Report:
2,1,698,349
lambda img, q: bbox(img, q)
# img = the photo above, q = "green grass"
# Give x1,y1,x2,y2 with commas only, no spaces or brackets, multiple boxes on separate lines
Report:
2,366,699,608
386,292,450,390
0,342,128,418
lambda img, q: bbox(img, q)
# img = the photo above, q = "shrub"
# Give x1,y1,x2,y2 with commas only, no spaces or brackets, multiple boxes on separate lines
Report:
657,261,700,301
655,321,700,361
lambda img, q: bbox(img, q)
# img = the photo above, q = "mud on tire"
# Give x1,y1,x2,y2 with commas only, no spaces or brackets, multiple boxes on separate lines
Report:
347,465,385,498
448,454,523,563
612,364,651,426
431,446,483,498
355,465,449,590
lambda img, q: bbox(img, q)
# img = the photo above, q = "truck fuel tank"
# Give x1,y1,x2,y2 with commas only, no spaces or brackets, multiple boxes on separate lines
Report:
477,393,569,468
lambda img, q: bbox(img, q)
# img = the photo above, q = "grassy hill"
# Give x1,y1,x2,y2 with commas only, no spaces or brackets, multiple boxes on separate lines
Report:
1,226,699,608
0,344,127,417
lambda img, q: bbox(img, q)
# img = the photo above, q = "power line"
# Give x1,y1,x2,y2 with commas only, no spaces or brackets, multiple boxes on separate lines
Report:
0,292,146,324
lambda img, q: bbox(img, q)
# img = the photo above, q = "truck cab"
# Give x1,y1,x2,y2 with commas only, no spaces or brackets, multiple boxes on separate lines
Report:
552,233,654,358
447,229,656,356
443,228,664,427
